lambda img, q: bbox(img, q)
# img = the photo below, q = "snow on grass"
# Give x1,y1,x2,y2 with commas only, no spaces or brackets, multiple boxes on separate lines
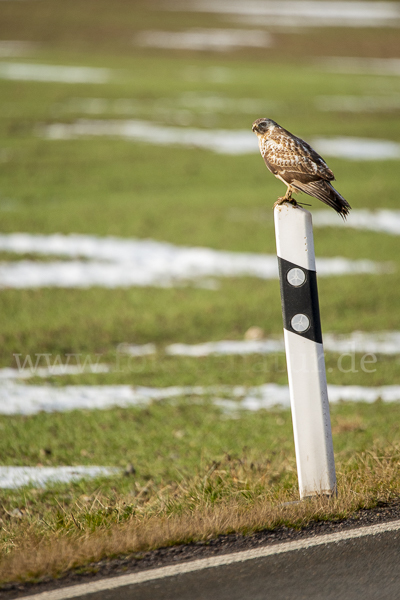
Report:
165,331,400,357
313,209,400,235
42,119,259,154
311,137,400,161
0,257,382,289
324,331,400,355
316,95,400,113
166,339,284,357
166,332,400,357
115,343,157,357
229,208,400,236
2,380,400,416
0,62,110,83
42,120,400,160
0,466,119,490
318,57,400,76
0,381,211,415
135,29,272,51
167,1,400,28
0,233,386,289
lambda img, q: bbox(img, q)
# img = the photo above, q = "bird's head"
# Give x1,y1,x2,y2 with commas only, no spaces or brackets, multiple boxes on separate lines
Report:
252,118,277,136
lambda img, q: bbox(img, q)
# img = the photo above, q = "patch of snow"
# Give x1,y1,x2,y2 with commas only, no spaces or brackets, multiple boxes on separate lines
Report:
316,94,400,113
228,384,400,411
116,343,157,357
324,331,400,355
319,57,400,76
0,466,119,489
0,381,211,415
328,385,400,404
2,380,400,416
0,260,185,288
234,383,291,410
166,339,284,357
312,137,400,161
41,120,400,160
135,29,272,51
0,233,388,288
168,1,400,28
313,209,400,236
0,62,110,83
42,119,258,154
165,331,400,357
229,207,400,236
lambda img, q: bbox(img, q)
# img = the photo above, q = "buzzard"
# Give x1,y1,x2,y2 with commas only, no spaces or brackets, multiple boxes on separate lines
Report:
252,118,351,218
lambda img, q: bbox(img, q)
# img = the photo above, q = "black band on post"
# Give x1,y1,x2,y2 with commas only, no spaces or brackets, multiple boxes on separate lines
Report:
277,257,322,344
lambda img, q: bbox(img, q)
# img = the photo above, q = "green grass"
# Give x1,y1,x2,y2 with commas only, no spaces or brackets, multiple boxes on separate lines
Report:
0,0,400,583
1,400,399,475
1,273,400,376
0,400,398,534
1,140,400,244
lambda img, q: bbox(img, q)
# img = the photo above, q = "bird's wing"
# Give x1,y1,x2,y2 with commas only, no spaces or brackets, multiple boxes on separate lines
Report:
262,129,335,185
290,180,351,218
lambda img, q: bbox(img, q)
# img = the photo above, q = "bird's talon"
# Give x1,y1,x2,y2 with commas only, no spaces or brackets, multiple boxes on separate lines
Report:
273,197,298,209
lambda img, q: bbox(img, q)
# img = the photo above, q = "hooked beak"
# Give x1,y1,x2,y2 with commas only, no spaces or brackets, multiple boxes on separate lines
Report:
252,123,258,132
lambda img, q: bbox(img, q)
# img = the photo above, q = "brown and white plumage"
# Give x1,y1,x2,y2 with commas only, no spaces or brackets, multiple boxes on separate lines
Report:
252,118,351,218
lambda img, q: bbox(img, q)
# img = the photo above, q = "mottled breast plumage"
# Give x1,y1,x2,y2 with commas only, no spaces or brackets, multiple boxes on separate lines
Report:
259,126,334,183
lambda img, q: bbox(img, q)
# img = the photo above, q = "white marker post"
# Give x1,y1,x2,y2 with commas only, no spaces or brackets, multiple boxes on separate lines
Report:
274,203,336,499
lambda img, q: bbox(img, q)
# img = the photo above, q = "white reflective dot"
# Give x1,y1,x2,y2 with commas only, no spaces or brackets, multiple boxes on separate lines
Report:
287,267,305,287
291,313,310,333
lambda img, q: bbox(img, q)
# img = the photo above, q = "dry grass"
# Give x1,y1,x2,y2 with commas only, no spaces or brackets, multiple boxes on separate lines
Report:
1,448,400,586
332,416,367,435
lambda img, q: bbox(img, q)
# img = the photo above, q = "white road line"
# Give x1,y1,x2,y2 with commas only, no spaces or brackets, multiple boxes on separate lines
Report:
17,519,400,600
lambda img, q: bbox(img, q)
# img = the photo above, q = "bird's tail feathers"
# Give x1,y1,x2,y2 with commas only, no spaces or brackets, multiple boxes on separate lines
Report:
292,180,351,219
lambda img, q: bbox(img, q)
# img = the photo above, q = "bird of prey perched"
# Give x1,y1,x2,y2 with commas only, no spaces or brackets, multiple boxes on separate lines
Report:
252,118,351,218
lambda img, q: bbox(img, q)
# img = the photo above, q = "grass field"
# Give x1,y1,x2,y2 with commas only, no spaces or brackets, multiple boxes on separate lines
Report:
0,0,400,584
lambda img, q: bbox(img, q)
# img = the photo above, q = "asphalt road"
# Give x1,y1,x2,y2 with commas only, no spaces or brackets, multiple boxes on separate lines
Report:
15,520,400,600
